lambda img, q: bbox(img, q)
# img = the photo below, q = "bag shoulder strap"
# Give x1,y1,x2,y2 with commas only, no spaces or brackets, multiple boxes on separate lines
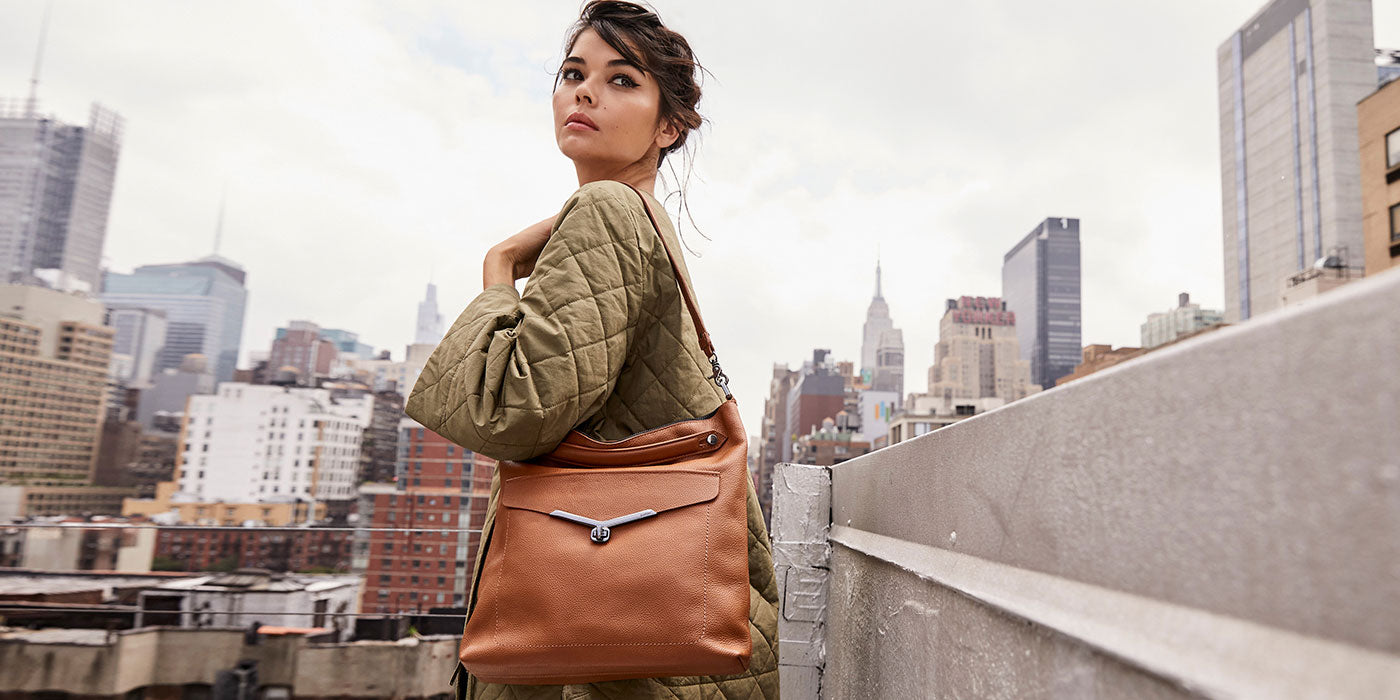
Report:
620,182,731,398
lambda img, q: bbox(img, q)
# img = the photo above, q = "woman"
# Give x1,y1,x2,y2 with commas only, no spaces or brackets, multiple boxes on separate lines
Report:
404,2,780,699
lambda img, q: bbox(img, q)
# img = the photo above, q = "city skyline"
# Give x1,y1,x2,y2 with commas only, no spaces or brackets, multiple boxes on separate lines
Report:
2,1,1397,435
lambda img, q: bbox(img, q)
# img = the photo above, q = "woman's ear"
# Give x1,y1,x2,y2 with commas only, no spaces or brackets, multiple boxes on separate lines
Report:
655,119,680,151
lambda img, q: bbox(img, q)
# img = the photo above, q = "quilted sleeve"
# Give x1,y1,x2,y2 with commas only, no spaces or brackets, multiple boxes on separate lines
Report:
404,181,654,461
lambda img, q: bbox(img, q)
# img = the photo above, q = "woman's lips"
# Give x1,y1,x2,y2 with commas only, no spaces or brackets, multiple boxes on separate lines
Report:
565,112,599,131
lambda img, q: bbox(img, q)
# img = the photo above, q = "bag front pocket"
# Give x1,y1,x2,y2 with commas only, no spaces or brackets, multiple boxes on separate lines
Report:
486,468,721,647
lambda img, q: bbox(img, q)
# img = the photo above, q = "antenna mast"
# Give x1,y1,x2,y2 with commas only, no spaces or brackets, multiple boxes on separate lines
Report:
25,2,54,118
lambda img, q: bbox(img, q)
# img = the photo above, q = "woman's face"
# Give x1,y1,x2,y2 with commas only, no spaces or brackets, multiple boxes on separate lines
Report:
552,28,678,174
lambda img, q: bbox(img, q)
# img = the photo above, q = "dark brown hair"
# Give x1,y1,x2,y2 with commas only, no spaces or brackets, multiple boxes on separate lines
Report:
561,0,705,169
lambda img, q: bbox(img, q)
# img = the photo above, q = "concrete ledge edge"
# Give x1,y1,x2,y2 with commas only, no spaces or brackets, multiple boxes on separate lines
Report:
828,525,1400,699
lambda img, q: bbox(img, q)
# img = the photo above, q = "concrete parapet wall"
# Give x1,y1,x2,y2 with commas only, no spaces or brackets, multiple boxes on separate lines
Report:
771,462,833,699
0,627,459,697
814,270,1400,698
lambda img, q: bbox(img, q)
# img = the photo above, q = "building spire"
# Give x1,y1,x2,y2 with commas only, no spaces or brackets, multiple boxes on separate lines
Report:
213,185,226,255
874,252,883,300
25,2,53,118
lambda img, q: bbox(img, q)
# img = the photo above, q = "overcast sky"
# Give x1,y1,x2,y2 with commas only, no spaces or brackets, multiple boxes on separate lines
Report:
3,1,1395,435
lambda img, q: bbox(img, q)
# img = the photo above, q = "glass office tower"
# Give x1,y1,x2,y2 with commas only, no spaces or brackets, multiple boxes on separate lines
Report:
1002,218,1082,390
101,255,247,384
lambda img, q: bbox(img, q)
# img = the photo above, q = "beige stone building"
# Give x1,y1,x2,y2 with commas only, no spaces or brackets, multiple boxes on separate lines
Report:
927,296,1040,403
0,284,134,517
1358,75,1400,276
123,481,323,526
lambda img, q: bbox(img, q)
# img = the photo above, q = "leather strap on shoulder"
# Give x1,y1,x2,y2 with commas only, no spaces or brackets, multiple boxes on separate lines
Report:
621,183,715,359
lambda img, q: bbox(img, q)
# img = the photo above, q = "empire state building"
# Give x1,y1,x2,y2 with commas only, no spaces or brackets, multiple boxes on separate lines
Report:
860,261,904,397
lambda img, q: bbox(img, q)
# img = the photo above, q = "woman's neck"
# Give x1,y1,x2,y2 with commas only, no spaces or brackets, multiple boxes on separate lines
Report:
575,158,658,195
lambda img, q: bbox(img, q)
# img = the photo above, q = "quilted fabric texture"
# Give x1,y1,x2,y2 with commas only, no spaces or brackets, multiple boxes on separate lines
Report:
405,181,780,700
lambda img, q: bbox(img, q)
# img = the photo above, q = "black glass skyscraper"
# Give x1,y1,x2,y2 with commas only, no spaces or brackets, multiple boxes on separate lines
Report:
1002,218,1082,390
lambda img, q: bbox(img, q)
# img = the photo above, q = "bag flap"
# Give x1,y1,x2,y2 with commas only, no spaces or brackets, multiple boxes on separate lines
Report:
499,469,720,521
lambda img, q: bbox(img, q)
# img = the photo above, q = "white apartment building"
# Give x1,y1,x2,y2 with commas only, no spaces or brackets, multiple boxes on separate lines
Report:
177,383,373,505
1140,293,1226,349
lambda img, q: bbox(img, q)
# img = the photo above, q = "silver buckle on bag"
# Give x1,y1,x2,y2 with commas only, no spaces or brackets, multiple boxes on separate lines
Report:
548,509,657,544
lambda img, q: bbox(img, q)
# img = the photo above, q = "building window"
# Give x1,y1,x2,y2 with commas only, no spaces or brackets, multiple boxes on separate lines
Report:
1388,127,1400,169
1392,202,1400,243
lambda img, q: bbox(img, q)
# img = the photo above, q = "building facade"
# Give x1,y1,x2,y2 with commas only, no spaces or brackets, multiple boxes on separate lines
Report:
0,522,155,572
0,284,111,483
1140,293,1226,349
784,350,848,463
268,320,339,385
135,354,215,431
415,282,444,346
354,420,496,613
927,296,1040,402
1358,72,1400,275
755,364,799,525
0,285,138,516
1002,217,1082,389
104,304,166,387
1217,0,1381,322
859,261,904,397
0,102,123,293
884,395,1007,447
124,481,322,526
153,526,352,574
792,418,870,467
177,383,374,506
101,256,248,384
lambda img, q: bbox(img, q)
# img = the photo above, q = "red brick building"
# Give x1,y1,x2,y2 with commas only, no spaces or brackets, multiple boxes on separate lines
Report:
153,526,352,573
268,321,338,385
355,421,496,613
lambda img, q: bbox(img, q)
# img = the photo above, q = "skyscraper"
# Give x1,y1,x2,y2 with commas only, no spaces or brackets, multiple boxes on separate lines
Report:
1002,217,1082,390
0,102,123,292
859,260,904,397
1217,0,1380,321
860,261,891,381
101,255,248,384
416,282,444,345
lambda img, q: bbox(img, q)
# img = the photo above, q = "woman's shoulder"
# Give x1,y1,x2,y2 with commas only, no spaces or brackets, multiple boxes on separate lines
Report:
563,180,646,212
559,180,671,228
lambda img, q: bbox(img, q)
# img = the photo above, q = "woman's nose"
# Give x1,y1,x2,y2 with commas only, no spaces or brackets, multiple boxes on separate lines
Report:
574,81,594,105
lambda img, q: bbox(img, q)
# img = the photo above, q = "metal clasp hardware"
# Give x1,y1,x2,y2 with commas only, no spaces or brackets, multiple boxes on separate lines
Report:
549,509,658,544
709,354,732,399
705,433,719,446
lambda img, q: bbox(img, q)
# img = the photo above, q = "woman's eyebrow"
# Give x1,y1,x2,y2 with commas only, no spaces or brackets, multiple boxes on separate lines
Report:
562,56,644,72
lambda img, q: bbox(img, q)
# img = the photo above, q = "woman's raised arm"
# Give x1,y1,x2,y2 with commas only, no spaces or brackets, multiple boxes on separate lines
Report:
404,182,654,461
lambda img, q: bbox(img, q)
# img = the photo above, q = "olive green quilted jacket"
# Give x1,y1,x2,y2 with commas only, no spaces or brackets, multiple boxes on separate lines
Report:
404,181,780,700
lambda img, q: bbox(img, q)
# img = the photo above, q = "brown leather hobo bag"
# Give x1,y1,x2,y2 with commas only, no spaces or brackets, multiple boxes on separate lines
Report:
456,184,752,684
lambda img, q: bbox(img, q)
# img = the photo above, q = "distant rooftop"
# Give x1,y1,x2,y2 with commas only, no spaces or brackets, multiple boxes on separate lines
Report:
151,569,359,593
0,570,198,597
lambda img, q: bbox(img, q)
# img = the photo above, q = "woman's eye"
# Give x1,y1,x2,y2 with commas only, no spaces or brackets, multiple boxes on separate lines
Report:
610,74,638,88
560,68,583,81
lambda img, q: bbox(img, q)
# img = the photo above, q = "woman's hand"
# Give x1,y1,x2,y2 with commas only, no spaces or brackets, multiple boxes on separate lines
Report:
483,216,555,289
